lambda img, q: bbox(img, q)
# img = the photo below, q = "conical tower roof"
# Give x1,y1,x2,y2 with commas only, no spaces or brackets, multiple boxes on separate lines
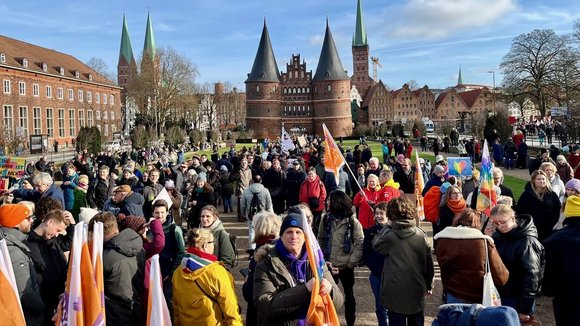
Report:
143,11,156,60
313,19,349,82
246,19,280,83
118,14,135,65
352,0,368,46
457,66,463,85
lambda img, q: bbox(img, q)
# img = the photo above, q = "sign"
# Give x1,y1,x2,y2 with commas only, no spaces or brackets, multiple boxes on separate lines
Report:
29,135,43,154
0,156,27,178
447,157,473,177
297,136,308,147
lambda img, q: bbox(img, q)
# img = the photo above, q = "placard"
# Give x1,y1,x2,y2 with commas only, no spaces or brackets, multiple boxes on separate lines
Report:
447,157,473,177
0,156,27,177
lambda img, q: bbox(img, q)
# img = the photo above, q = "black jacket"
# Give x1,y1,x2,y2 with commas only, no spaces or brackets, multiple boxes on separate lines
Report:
285,169,306,207
393,169,415,194
87,176,115,210
516,187,561,242
492,214,544,315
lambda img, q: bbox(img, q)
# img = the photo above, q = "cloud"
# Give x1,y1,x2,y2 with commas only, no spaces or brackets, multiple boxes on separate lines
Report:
155,21,176,32
307,34,324,46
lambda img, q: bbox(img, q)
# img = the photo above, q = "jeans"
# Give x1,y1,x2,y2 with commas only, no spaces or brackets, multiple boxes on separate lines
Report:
247,219,255,250
369,274,389,326
333,267,356,326
388,310,424,326
223,195,232,212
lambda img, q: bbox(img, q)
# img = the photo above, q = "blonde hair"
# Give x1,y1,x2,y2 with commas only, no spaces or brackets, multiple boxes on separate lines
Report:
17,201,35,215
490,204,516,221
530,170,552,199
540,162,557,173
252,212,281,243
78,174,89,185
187,228,214,249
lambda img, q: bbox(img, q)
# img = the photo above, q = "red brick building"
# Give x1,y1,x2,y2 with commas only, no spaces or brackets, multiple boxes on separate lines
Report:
0,34,122,149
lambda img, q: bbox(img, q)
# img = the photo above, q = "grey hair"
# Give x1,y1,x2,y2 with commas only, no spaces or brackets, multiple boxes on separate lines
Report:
491,167,503,178
369,157,379,165
32,172,53,186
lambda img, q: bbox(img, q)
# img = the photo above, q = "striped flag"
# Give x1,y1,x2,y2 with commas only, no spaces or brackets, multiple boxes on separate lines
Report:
90,222,105,323
414,151,426,220
322,124,345,187
477,140,497,215
147,255,171,326
301,211,340,326
0,239,26,326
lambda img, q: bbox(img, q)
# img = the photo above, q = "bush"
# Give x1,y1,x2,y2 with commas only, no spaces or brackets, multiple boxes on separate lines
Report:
76,126,102,154
165,126,186,147
353,124,371,137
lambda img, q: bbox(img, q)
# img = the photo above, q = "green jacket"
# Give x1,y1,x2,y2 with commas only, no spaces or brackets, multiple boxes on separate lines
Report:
208,219,235,269
71,188,88,222
317,214,364,270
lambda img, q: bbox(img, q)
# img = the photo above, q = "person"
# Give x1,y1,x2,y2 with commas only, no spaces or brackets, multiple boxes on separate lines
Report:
299,167,327,235
365,157,383,179
393,158,414,194
516,170,561,242
422,165,445,196
142,169,165,220
218,165,234,213
362,202,389,326
318,190,364,326
372,197,434,326
104,185,146,217
233,158,252,222
435,184,467,238
285,159,307,208
490,204,544,325
241,174,273,254
353,174,384,230
199,205,235,269
540,162,565,203
71,174,90,222
61,164,79,211
187,172,215,228
87,165,115,210
543,196,580,326
117,166,140,190
253,213,344,326
555,154,573,184
242,211,281,326
165,180,184,227
434,208,509,304
263,158,286,214
89,211,145,326
12,172,65,208
492,168,515,202
172,228,242,325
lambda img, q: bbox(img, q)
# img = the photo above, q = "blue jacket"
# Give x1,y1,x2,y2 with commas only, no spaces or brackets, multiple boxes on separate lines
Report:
363,224,385,277
61,173,79,210
13,183,65,208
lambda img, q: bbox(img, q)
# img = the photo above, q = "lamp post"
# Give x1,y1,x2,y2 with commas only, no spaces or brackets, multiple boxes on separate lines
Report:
487,70,496,114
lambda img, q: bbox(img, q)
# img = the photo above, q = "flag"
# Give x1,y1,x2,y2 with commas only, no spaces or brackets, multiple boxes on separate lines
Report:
90,222,106,323
414,151,426,221
281,126,295,153
301,211,340,326
477,140,497,215
146,255,171,326
0,239,25,326
322,124,345,187
153,188,173,208
56,222,104,326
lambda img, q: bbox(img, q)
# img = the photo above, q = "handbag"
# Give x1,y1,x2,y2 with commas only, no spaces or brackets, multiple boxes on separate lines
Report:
482,238,502,307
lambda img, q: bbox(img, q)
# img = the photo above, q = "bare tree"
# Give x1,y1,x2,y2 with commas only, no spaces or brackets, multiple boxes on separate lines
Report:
406,80,420,91
546,48,580,109
86,57,115,82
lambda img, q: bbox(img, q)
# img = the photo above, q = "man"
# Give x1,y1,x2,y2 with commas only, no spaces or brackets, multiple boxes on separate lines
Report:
142,169,165,219
87,165,115,210
263,158,286,214
393,158,415,194
241,174,273,253
286,159,307,207
104,185,145,217
12,172,65,208
90,212,145,326
25,209,74,325
0,204,44,326
190,155,207,175
378,169,402,203
233,158,253,222
365,157,383,179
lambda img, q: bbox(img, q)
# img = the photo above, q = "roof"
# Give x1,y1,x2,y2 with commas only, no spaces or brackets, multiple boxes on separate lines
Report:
143,11,156,60
360,81,389,108
0,34,117,86
118,14,136,66
246,20,281,83
458,88,485,108
352,0,368,46
434,92,447,108
313,20,349,82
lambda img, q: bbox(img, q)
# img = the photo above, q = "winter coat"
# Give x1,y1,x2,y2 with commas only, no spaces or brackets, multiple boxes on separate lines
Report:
393,169,415,194
205,219,235,269
253,245,344,326
117,176,140,190
492,214,544,315
143,219,165,259
263,168,286,198
61,172,79,210
317,213,364,270
363,224,386,277
172,253,242,326
233,167,252,197
285,168,306,207
353,187,383,229
71,188,89,222
12,183,65,209
516,187,561,242
103,228,146,326
240,183,273,218
167,189,183,222
299,176,327,213
434,226,509,303
87,176,115,210
0,227,44,326
372,220,434,315
188,187,215,223
556,162,573,184
219,171,234,197
242,241,275,326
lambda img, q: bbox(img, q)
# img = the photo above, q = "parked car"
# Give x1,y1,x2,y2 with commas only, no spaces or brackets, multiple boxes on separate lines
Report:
103,140,121,151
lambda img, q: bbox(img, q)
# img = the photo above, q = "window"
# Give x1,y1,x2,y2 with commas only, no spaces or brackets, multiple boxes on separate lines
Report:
103,94,108,104
110,95,114,105
87,91,92,103
78,90,83,102
58,109,65,137
19,81,26,95
87,110,93,127
3,80,10,94
46,108,54,137
59,67,65,75
46,85,52,98
33,107,42,134
88,73,93,81
79,110,85,128
103,111,108,120
3,105,13,139
327,84,332,92
104,124,109,136
96,110,101,120
57,87,63,100
69,109,75,137
42,63,48,72
110,111,115,120
19,106,28,137
68,89,74,101
22,58,28,68
75,71,80,78
0,53,5,63
95,93,100,104
33,84,39,97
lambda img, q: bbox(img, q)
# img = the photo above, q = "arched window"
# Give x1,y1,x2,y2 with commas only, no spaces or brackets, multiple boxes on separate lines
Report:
327,84,332,92
256,85,260,92
22,58,28,67
284,87,287,94
306,87,310,93
0,53,5,63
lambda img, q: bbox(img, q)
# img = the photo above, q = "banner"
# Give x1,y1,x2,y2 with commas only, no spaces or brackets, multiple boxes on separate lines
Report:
414,151,425,221
447,157,473,177
147,255,171,326
476,140,497,215
322,124,345,186
0,157,27,178
0,239,26,326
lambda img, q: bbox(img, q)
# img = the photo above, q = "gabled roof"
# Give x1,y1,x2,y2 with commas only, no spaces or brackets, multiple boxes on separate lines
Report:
246,19,281,83
143,11,156,60
434,92,448,108
352,0,368,46
390,88,402,97
0,34,116,86
313,19,349,82
458,88,486,108
361,81,389,108
118,14,136,66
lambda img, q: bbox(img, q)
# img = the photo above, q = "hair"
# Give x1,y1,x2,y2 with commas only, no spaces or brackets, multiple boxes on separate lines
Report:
356,163,365,171
78,174,89,185
491,167,503,179
452,208,481,229
200,205,219,220
43,209,66,224
89,212,118,236
252,211,282,243
375,201,389,213
530,170,552,199
149,168,160,176
291,203,313,221
187,228,213,249
367,174,379,185
152,200,168,212
369,157,379,166
328,190,353,217
387,196,417,222
32,172,53,186
540,162,557,173
556,155,566,163
35,197,63,221
379,169,393,181
308,166,317,174
490,203,516,221
440,185,462,207
252,174,262,184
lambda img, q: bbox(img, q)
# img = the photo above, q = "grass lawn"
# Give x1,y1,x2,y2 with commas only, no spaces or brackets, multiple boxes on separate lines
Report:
503,175,526,202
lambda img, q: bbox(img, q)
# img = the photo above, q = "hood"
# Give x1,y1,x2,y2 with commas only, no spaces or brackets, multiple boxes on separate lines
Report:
105,228,143,257
247,183,265,193
383,179,400,190
391,219,417,239
124,192,145,205
208,219,225,233
504,214,539,240
253,243,275,263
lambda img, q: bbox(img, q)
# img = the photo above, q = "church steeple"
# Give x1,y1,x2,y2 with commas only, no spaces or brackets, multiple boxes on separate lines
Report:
457,66,463,85
143,11,156,61
246,19,280,82
313,19,348,81
118,14,135,66
352,0,367,46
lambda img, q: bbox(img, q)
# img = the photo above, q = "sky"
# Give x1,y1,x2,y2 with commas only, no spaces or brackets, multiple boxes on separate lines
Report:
1,0,578,91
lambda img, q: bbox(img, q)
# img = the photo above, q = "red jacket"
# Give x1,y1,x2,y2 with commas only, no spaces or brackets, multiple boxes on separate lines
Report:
405,143,414,158
299,176,327,212
353,187,383,229
379,185,402,203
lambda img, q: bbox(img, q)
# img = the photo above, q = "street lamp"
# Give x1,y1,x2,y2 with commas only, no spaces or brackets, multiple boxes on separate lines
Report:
487,70,496,114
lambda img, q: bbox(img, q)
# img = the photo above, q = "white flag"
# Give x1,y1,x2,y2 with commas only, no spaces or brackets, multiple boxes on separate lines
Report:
147,255,171,326
153,188,173,208
281,126,295,153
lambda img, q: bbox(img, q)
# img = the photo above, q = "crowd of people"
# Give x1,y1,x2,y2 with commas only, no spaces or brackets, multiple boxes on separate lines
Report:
0,130,578,326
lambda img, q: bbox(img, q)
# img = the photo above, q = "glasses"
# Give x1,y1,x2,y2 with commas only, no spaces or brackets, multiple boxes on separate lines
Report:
206,241,215,245
450,192,461,195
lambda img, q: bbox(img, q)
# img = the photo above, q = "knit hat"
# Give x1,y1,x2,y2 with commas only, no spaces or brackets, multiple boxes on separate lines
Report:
565,178,580,193
435,155,444,163
165,180,175,189
434,165,446,175
220,165,228,172
197,172,207,182
0,204,31,228
117,214,146,232
79,207,99,224
564,196,580,218
280,213,305,236
440,182,452,194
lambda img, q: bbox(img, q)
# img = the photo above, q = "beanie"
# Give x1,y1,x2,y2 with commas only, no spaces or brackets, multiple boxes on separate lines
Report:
197,172,207,182
435,155,444,163
79,207,99,224
564,196,580,218
279,213,305,236
440,182,452,194
0,204,31,228
565,178,580,193
220,165,228,172
165,180,175,189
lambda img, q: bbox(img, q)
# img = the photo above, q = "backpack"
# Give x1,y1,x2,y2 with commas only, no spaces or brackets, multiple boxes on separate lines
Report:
247,191,262,220
424,185,442,223
228,233,238,267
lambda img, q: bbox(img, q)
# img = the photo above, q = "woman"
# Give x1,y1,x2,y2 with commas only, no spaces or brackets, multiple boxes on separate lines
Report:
362,202,389,326
353,174,384,230
490,204,544,325
253,213,344,326
555,155,573,184
435,184,467,238
172,228,242,326
352,164,366,195
187,173,215,228
540,162,565,203
434,208,509,304
71,174,89,222
516,170,561,242
299,167,327,235
242,211,281,326
318,190,364,326
165,180,183,227
61,164,79,211
199,205,235,269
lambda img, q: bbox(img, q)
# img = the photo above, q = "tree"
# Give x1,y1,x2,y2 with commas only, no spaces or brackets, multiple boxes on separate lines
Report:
500,29,568,116
545,48,580,109
130,125,153,149
86,57,115,82
406,80,420,91
165,126,185,147
75,127,102,155
189,129,204,147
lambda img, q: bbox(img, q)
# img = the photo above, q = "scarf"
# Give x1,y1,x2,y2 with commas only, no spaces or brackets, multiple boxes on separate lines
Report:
254,234,276,247
182,247,217,273
447,198,467,215
382,179,400,190
275,239,308,325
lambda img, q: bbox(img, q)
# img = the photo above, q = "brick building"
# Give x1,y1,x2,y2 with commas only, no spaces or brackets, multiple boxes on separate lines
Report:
0,34,121,150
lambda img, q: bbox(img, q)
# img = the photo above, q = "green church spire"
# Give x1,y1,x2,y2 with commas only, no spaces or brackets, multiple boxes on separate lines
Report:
118,14,135,65
143,11,156,60
458,66,463,85
352,0,367,46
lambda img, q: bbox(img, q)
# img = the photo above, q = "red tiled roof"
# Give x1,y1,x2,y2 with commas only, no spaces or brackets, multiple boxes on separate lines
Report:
0,34,117,87
390,88,402,97
434,92,447,108
458,88,484,108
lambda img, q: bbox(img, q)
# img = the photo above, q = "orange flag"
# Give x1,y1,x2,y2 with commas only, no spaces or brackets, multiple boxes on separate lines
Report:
322,124,345,186
414,151,426,220
0,239,26,326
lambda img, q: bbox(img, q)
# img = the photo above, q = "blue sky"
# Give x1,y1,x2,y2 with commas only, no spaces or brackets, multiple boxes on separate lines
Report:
1,0,577,91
